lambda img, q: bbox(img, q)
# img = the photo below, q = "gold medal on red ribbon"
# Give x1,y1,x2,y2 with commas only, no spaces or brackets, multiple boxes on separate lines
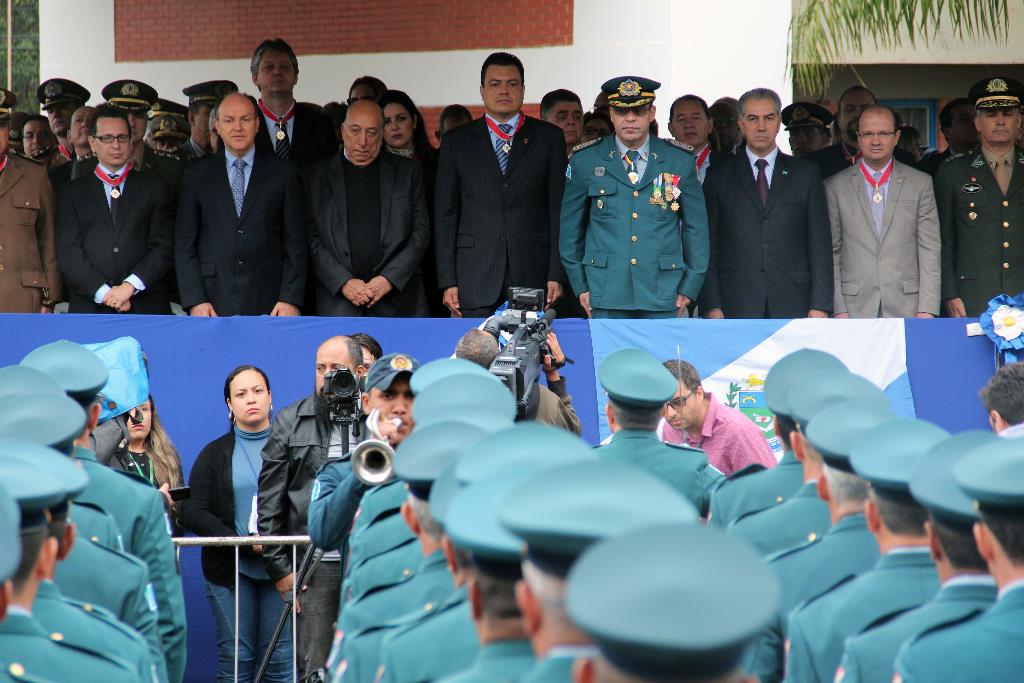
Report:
276,129,286,141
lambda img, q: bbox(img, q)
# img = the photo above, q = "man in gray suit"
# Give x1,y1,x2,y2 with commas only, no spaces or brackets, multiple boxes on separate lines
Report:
827,105,940,319
304,99,430,316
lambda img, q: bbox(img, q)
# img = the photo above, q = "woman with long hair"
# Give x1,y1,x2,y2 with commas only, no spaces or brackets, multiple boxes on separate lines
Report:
116,396,185,531
183,365,293,683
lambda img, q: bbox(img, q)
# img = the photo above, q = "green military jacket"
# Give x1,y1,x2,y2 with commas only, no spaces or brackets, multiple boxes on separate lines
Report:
728,480,831,556
839,579,996,683
935,148,1024,315
53,535,165,681
520,653,575,682
596,430,721,516
710,451,804,527
560,136,709,310
345,536,422,606
0,659,58,682
71,445,186,683
895,584,1024,682
0,611,136,683
436,639,535,683
33,580,161,683
378,589,478,683
786,550,938,683
71,501,122,550
746,514,878,683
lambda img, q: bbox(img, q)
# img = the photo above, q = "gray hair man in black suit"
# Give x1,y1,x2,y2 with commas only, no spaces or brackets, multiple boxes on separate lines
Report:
304,99,430,316
699,87,833,319
174,93,307,316
435,51,568,318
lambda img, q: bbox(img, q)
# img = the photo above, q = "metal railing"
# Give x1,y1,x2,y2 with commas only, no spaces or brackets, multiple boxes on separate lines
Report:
174,535,310,683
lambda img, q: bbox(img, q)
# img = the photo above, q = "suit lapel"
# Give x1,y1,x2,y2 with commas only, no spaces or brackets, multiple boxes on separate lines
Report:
849,165,877,238
735,148,762,212
325,154,348,256
289,107,307,160
378,154,394,246
213,151,238,221
879,161,905,240
763,152,790,214
238,154,267,224
471,118,504,178
1006,149,1024,198
113,170,142,238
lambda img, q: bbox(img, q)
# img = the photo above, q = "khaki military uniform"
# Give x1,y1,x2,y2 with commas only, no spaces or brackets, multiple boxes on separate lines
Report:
0,154,61,311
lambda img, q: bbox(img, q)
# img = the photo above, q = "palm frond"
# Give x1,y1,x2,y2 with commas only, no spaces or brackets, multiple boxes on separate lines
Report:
790,0,1011,96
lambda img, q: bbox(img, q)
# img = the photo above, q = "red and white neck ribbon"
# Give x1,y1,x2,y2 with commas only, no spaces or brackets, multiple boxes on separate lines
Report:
695,145,711,174
58,143,72,160
258,98,296,127
859,159,893,194
485,114,525,142
95,163,132,192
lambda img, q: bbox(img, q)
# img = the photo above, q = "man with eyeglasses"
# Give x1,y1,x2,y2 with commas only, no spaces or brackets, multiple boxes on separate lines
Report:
826,105,940,319
55,105,174,314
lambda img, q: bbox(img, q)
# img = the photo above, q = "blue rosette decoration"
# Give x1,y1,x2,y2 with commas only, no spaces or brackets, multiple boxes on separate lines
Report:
979,292,1024,366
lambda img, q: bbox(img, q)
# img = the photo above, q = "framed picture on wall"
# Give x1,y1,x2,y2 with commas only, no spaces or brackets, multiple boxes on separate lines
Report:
881,99,937,150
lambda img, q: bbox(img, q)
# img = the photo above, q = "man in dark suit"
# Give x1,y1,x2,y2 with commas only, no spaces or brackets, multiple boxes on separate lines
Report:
667,94,727,185
435,51,567,317
56,106,174,314
250,38,337,166
175,93,307,316
304,99,430,316
699,87,833,319
917,98,977,177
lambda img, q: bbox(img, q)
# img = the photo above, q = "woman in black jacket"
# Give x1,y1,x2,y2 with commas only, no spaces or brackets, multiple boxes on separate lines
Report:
183,365,293,682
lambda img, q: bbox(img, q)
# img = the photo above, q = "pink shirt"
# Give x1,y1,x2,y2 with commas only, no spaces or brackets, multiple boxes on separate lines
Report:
657,392,777,475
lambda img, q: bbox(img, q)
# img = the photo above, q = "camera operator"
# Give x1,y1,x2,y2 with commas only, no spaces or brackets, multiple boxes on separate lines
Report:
256,334,367,679
455,328,581,435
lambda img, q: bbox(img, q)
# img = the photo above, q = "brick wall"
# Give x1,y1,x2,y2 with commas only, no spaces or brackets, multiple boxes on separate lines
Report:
114,0,573,62
417,103,540,146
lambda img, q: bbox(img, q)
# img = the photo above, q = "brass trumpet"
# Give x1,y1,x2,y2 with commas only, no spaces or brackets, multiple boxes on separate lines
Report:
351,438,395,485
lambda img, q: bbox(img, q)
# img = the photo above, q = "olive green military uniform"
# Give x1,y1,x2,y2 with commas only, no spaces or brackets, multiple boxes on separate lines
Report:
33,580,162,683
597,430,721,516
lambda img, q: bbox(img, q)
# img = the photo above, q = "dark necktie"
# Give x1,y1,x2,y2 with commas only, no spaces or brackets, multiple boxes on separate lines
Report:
495,122,512,174
108,173,121,223
230,159,247,216
755,158,769,206
274,120,291,159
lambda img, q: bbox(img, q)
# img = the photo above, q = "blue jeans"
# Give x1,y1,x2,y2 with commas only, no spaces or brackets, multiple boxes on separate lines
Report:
206,576,295,683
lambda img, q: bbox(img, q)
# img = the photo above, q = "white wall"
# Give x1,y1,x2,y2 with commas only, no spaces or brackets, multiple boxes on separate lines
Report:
40,0,793,132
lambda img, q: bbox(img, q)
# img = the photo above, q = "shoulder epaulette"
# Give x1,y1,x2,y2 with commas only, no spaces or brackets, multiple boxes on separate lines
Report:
572,138,600,153
726,463,767,481
903,609,985,648
766,534,821,565
665,441,704,454
664,138,695,153
153,149,181,161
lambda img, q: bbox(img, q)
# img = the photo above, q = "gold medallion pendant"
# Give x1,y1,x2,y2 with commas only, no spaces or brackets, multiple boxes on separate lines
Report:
872,191,882,204
110,188,121,199
276,129,286,141
628,171,639,184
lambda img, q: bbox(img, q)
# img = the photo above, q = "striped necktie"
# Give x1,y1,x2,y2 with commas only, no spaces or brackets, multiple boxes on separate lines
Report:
495,122,512,174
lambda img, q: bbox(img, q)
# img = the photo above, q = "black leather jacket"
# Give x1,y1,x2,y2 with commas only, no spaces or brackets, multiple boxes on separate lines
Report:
257,393,365,581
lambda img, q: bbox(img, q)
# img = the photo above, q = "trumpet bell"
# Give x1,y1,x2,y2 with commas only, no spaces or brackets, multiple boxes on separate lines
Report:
352,439,395,485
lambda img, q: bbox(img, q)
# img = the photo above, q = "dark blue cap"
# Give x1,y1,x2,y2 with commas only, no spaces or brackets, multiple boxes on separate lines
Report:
910,431,998,526
364,353,419,393
567,523,779,680
21,340,109,406
0,392,86,455
499,460,698,577
454,422,596,485
850,419,950,498
764,349,846,417
788,369,887,429
805,400,895,472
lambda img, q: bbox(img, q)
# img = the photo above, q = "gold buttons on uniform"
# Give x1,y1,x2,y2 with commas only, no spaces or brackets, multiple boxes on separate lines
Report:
630,258,637,265
1003,200,1010,207
775,496,784,503
402,568,411,577
631,235,638,242
84,604,94,612
9,664,24,677
631,212,638,219
807,533,817,542
599,189,605,194
1004,221,1011,228
1004,263,1010,269
1004,242,1010,249
968,212,977,220
969,202,975,208
50,632,64,642
424,602,434,611
632,190,639,197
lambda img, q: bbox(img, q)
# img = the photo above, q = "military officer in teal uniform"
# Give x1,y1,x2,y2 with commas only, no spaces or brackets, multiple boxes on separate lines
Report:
785,419,948,683
894,438,1024,682
745,400,892,683
729,368,887,556
0,440,138,683
560,76,709,318
436,471,536,682
0,366,166,672
2,443,164,683
710,349,845,527
594,349,721,515
838,431,999,683
566,523,780,682
0,482,57,683
21,341,187,683
499,460,697,682
330,421,492,682
937,77,1024,317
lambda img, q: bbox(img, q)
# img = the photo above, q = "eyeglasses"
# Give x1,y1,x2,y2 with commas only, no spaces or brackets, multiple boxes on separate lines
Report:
857,130,897,139
665,392,694,410
92,134,131,144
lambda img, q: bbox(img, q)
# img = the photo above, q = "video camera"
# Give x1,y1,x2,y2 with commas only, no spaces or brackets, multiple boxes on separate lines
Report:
322,367,363,427
484,287,558,419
